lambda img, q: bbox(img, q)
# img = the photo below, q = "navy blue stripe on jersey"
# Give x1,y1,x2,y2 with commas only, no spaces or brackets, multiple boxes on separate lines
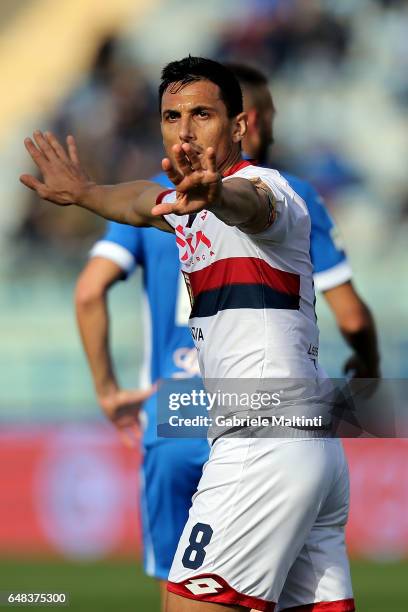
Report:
190,284,300,318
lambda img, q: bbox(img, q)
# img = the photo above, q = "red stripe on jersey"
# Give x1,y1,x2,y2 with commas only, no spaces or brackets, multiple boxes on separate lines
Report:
167,574,275,611
155,189,174,204
280,599,355,612
222,160,253,177
188,257,300,298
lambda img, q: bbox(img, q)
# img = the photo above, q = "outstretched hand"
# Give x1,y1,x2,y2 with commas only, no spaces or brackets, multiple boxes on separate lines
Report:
20,130,92,205
151,143,222,216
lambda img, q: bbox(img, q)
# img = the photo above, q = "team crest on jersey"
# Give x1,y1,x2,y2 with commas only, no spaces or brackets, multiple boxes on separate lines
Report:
175,224,215,266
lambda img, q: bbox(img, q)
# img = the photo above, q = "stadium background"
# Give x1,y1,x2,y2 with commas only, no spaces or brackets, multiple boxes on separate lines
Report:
0,0,407,610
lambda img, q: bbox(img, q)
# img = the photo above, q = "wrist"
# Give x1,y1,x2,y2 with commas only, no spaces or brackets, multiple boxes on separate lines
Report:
77,181,99,208
95,380,119,401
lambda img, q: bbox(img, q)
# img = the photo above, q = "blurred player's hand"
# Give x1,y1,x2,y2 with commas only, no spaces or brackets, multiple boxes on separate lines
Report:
151,143,222,216
98,386,156,448
20,130,92,205
343,353,381,379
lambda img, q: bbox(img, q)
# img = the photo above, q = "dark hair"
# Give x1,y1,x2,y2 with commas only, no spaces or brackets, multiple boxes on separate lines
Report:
159,56,243,117
224,63,268,88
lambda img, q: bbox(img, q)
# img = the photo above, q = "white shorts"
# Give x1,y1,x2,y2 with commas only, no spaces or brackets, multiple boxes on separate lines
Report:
168,437,354,611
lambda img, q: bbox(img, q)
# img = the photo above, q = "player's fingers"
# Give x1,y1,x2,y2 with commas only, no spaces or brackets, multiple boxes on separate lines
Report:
162,156,183,186
205,147,217,173
66,134,81,166
153,198,201,217
151,201,178,216
131,424,141,441
24,137,49,173
19,174,50,200
44,131,69,162
118,430,135,449
19,173,42,190
173,144,193,176
128,387,156,403
181,143,202,172
33,130,57,162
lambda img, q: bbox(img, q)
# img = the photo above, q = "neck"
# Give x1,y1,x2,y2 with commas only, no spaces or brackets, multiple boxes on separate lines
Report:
217,147,242,176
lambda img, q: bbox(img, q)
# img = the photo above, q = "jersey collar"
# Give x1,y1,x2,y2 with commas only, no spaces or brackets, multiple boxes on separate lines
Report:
222,159,253,177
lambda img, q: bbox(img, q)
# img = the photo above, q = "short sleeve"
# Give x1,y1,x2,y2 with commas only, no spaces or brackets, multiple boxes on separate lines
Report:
304,183,352,291
89,221,143,276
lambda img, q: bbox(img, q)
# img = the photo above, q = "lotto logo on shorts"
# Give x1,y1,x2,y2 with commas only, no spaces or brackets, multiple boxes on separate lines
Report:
184,577,223,595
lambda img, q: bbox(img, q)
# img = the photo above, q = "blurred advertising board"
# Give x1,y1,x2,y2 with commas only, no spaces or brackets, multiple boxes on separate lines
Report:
0,425,140,559
0,427,407,559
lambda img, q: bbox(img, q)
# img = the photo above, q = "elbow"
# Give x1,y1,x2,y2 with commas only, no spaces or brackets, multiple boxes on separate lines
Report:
337,302,372,335
75,273,107,310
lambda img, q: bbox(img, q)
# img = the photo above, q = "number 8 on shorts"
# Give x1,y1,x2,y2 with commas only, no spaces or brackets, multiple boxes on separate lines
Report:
182,523,213,570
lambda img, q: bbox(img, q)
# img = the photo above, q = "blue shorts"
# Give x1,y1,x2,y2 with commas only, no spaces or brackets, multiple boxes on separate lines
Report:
140,438,210,580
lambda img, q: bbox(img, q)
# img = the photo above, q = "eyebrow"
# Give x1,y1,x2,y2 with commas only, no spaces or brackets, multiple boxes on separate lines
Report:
162,105,216,115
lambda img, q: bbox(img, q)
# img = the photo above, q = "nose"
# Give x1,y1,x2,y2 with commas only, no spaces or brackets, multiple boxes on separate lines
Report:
179,115,194,143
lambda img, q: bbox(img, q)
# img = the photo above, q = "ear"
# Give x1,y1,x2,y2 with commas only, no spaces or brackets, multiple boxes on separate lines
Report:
232,111,248,143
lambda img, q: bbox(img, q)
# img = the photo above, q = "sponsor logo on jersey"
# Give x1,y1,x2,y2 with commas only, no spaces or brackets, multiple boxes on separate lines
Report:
184,577,223,595
175,224,214,265
307,344,319,358
191,327,204,341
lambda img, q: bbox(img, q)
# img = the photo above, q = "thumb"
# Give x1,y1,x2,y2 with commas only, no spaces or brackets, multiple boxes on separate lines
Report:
20,174,45,192
128,385,157,403
119,429,137,449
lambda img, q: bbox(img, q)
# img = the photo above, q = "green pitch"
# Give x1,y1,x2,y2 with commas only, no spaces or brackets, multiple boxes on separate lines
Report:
0,558,407,611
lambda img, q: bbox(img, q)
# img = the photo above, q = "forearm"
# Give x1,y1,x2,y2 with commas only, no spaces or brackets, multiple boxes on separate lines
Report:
340,303,380,372
76,293,119,397
323,282,380,375
77,181,161,227
212,178,270,232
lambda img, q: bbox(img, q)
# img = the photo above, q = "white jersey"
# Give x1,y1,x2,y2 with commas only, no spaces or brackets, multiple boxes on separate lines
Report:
162,161,319,380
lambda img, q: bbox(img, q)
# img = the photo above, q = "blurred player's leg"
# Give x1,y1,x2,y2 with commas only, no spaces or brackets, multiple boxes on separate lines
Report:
140,438,209,608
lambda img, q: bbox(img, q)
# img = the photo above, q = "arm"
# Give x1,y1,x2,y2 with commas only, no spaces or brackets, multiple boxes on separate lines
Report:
20,131,170,231
323,281,380,378
75,256,152,447
151,144,272,233
21,132,271,233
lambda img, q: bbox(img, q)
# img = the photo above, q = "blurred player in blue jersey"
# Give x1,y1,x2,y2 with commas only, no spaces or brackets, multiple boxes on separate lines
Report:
74,63,379,609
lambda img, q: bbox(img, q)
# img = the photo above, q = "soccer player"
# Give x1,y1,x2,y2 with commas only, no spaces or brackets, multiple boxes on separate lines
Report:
73,62,379,609
21,57,356,611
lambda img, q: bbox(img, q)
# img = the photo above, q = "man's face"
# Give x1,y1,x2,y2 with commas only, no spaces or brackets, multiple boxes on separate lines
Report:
160,79,245,172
